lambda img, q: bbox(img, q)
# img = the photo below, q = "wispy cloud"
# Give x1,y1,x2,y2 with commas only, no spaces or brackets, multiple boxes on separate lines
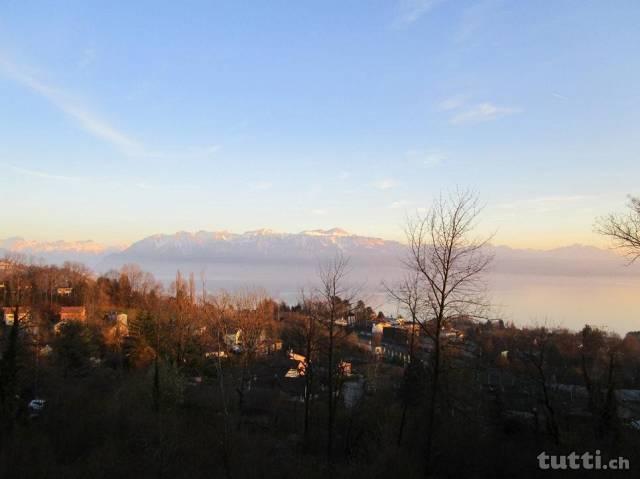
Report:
406,149,447,167
0,56,144,156
496,195,595,213
454,0,497,43
77,47,96,70
390,200,412,209
450,102,521,125
437,94,468,111
9,165,81,182
7,160,205,194
338,171,350,181
133,180,199,192
552,92,569,101
373,178,399,190
207,145,221,155
394,0,447,27
248,181,273,191
424,152,447,167
135,182,153,190
311,208,328,216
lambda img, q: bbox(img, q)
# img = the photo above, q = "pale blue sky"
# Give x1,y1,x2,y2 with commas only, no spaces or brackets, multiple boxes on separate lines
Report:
1,1,639,247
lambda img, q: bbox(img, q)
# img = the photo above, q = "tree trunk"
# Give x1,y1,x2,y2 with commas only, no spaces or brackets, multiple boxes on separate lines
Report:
424,324,441,477
397,319,417,446
327,314,334,464
304,321,313,446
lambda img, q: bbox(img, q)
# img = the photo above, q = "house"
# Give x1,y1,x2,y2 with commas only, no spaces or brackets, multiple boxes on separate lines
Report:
288,351,307,375
111,313,129,338
335,313,357,328
285,368,301,378
289,351,306,363
3,307,30,326
258,338,283,355
116,313,128,327
372,322,389,335
39,345,53,356
382,325,418,346
338,361,352,376
59,306,86,322
105,311,127,326
224,329,242,348
102,311,128,338
56,287,73,296
205,350,228,359
53,322,65,334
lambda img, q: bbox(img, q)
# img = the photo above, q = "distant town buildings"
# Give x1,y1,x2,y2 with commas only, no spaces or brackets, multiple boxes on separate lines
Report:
224,329,242,348
59,306,86,322
3,306,31,326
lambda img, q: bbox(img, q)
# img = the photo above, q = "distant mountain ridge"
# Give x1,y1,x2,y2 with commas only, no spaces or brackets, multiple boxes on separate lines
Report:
102,228,399,266
2,231,638,280
0,237,124,267
3,231,637,334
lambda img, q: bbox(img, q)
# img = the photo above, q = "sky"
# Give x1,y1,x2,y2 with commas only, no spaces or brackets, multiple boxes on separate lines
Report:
1,0,639,248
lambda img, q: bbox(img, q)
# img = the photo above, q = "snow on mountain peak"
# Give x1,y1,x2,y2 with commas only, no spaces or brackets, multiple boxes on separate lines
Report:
0,237,118,254
243,228,277,237
301,228,351,237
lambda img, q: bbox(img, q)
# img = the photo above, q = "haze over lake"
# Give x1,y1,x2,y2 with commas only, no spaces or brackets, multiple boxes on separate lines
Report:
3,231,639,334
488,273,640,334
140,267,640,335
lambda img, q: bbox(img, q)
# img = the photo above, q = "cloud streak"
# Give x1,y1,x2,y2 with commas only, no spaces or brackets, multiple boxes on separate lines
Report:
496,195,596,213
390,200,411,209
406,149,447,167
437,94,468,111
394,0,446,27
373,178,398,190
9,165,81,182
0,57,144,156
248,181,273,191
450,102,521,125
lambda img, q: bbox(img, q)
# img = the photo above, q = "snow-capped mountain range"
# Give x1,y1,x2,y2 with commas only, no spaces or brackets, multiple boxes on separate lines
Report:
108,228,396,264
2,229,638,280
0,237,124,267
4,230,638,333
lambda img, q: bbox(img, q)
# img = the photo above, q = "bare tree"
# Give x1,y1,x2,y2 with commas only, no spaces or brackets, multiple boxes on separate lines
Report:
404,190,492,475
386,271,422,446
517,329,560,444
297,289,321,447
597,196,640,262
580,325,620,440
203,291,235,479
232,289,272,414
316,252,356,464
0,263,29,445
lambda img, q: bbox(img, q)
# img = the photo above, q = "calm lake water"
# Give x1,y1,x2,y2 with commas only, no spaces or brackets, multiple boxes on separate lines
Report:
277,273,640,335
151,262,640,335
487,273,640,335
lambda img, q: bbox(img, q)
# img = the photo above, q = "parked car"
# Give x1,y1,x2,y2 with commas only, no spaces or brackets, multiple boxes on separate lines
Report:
28,399,46,417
